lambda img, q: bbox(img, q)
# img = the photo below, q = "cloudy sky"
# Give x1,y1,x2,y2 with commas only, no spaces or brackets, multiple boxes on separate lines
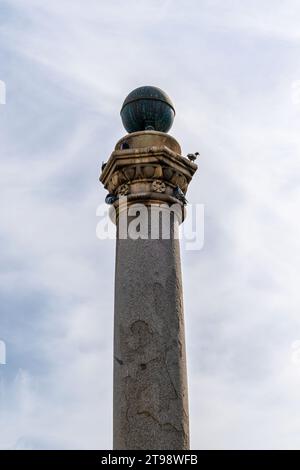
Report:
1,0,300,450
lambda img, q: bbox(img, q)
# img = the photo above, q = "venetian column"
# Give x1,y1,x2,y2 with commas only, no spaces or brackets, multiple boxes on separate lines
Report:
100,87,197,450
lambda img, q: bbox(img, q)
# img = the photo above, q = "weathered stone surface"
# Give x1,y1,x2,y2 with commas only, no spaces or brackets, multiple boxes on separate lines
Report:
115,130,181,154
100,131,196,198
113,212,189,450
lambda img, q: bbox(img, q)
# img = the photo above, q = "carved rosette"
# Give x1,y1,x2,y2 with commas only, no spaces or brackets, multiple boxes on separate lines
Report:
152,180,166,193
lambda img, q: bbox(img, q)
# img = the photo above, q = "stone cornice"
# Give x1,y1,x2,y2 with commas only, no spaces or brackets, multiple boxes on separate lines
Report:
100,144,197,198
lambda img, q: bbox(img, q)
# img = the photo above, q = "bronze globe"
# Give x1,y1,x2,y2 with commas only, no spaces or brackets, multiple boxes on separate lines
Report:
120,86,175,134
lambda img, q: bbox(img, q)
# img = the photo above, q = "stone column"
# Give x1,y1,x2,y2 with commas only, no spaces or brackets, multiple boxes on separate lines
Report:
100,131,197,450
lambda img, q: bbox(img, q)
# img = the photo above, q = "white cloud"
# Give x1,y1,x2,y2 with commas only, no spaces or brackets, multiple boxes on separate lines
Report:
1,0,300,449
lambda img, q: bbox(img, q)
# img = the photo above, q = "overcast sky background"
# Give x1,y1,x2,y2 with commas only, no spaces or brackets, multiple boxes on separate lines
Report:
1,0,300,449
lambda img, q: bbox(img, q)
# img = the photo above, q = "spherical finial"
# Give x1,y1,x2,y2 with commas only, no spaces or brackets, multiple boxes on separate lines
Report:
120,86,175,134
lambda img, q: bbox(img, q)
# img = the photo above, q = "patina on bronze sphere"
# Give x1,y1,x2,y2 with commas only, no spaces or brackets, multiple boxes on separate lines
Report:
120,86,175,134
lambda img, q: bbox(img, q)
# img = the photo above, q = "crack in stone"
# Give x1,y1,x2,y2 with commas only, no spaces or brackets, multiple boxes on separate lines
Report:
114,355,124,365
164,357,179,399
137,410,162,427
137,411,182,434
162,422,182,433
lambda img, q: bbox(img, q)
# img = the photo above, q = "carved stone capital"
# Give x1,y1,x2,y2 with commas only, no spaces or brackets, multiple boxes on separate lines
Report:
100,131,197,206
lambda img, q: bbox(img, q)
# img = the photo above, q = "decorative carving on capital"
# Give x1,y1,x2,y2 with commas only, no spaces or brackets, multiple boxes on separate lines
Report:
117,183,130,196
152,180,166,193
105,164,189,195
100,143,197,204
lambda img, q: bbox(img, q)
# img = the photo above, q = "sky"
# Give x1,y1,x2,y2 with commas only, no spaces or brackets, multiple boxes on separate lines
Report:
0,0,300,450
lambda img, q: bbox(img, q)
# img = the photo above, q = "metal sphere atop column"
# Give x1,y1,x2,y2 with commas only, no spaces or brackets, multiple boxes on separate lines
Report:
120,86,175,134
